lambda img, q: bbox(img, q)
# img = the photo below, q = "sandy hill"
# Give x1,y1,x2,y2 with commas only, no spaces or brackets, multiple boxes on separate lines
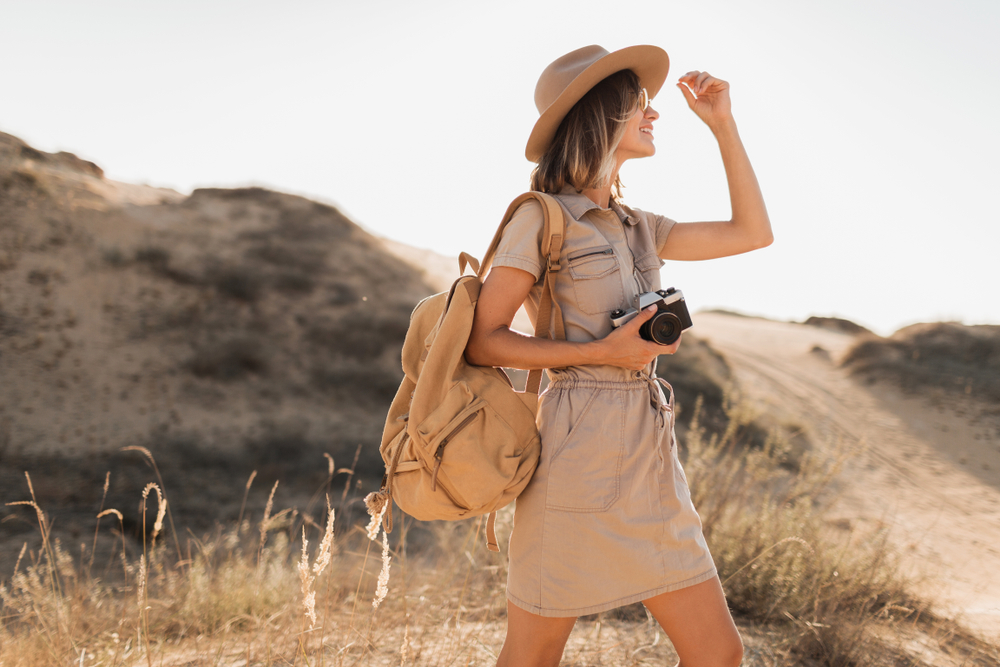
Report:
0,132,434,553
843,321,1000,402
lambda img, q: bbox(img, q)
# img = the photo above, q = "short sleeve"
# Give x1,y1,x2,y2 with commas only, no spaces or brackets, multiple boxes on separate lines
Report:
651,213,677,255
490,199,545,281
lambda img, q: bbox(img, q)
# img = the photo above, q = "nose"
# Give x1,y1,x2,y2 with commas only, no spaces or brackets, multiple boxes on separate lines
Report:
645,105,660,121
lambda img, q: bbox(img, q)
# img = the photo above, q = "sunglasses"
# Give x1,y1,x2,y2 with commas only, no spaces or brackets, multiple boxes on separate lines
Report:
638,88,650,112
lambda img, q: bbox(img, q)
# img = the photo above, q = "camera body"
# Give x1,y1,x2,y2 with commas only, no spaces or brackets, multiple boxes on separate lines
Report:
609,287,692,346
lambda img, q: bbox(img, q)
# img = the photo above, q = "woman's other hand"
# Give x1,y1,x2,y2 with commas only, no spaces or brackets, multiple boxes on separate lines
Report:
677,71,732,130
658,71,772,262
593,306,680,371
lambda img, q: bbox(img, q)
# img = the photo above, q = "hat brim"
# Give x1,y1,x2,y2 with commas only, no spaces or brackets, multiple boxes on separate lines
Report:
525,45,670,163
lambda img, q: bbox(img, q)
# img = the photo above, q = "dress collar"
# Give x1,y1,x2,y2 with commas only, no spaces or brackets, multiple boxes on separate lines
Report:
553,185,639,226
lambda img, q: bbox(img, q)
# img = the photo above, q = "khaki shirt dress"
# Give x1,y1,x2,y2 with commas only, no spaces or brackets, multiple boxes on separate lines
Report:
491,186,717,618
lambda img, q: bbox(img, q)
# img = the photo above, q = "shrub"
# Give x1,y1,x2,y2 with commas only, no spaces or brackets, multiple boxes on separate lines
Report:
842,323,1000,401
134,246,170,270
306,306,411,360
271,270,315,294
187,337,268,380
309,363,402,407
102,246,128,267
682,398,936,664
208,264,263,301
244,243,327,272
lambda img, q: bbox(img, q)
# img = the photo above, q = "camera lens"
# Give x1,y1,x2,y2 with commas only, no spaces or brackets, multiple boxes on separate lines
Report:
641,311,682,346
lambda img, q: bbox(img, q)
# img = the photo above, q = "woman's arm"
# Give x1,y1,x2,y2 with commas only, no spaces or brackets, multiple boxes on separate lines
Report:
465,266,675,371
658,71,773,261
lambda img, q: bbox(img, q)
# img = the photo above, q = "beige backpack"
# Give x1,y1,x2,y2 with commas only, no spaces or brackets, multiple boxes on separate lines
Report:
364,192,567,551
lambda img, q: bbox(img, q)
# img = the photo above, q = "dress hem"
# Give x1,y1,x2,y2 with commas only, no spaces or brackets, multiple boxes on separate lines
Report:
506,565,718,618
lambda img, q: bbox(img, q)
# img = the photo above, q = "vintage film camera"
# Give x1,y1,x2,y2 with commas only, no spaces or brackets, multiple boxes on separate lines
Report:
609,288,693,346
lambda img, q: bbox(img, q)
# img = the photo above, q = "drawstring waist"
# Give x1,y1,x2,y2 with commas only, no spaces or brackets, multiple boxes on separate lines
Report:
646,373,675,472
548,371,675,471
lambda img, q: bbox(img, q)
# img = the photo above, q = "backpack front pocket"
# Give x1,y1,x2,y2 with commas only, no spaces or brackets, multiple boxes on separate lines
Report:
415,382,521,511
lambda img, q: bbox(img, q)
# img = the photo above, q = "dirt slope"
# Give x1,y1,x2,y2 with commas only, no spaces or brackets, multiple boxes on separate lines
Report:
692,312,1000,641
0,131,431,465
0,132,434,571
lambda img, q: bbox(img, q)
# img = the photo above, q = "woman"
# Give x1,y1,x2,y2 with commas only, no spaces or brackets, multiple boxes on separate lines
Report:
465,45,771,667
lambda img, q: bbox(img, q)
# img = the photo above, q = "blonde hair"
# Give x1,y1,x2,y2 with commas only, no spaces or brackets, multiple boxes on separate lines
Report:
530,69,642,203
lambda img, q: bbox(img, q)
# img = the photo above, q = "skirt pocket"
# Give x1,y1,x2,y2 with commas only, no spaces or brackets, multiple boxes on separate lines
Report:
543,388,625,513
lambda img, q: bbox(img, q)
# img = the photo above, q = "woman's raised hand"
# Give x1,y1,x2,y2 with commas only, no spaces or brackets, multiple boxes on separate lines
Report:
677,71,732,130
592,306,681,371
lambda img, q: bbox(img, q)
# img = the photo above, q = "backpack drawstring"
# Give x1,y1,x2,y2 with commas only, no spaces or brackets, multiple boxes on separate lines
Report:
365,429,408,534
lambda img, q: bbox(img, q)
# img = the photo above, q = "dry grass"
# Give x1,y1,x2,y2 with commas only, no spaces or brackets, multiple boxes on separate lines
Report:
1,404,998,667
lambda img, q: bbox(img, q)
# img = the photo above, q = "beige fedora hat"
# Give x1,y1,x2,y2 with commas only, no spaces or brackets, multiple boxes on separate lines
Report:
525,44,670,162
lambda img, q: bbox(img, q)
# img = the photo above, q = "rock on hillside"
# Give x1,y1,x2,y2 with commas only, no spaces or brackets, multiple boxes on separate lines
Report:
0,133,433,554
841,322,1000,403
802,315,872,337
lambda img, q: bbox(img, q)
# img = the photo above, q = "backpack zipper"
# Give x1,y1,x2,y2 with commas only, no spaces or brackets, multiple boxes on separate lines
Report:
430,411,479,491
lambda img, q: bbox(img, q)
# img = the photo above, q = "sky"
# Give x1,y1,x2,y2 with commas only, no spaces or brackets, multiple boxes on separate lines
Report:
2,0,998,336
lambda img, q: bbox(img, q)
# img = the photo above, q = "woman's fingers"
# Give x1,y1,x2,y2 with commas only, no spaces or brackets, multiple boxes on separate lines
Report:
678,71,700,92
606,307,678,369
601,307,682,369
679,71,711,94
677,82,697,109
627,341,666,370
662,332,682,355
624,305,658,332
678,70,728,96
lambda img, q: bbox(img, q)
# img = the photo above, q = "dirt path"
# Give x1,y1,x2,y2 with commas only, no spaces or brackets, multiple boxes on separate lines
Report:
692,312,1000,641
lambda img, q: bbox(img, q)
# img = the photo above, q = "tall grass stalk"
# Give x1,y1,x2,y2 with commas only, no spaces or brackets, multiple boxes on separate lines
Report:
120,446,183,564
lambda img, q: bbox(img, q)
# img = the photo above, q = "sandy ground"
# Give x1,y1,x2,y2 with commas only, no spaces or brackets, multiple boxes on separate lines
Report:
692,312,1000,641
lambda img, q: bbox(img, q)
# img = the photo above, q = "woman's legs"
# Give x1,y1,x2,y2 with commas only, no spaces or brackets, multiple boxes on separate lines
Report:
643,577,743,667
495,578,739,667
496,600,577,667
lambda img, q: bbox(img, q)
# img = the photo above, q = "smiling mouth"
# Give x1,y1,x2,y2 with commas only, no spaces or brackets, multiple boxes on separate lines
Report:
640,127,653,136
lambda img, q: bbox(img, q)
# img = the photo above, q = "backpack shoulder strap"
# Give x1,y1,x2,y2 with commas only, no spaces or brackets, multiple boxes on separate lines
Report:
472,191,567,396
476,192,564,278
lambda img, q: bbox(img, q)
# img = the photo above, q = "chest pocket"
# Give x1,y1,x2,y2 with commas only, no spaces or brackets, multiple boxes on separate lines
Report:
633,251,665,293
568,245,625,315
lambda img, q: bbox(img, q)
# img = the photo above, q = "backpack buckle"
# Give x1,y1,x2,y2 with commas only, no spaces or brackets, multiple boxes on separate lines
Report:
547,257,562,272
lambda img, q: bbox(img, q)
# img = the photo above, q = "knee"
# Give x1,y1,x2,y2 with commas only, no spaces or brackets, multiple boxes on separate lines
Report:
677,636,742,667
498,637,567,667
719,636,744,667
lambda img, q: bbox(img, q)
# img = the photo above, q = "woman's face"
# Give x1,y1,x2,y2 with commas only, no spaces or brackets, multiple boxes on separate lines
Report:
616,101,660,162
